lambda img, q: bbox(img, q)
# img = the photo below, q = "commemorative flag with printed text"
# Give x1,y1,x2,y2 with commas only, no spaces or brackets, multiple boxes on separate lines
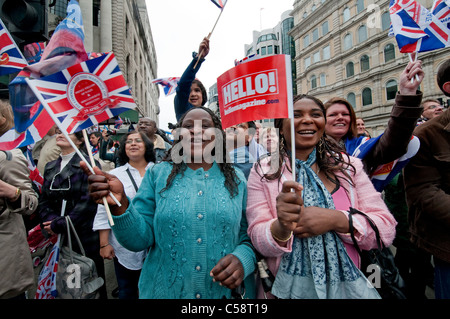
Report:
27,52,136,134
28,52,136,134
0,18,28,75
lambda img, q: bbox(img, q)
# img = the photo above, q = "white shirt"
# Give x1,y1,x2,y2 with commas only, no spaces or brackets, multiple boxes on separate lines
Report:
93,162,154,270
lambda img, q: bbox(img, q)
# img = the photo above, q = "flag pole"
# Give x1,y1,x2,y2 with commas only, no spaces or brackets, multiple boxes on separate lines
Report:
24,78,122,213
290,117,296,183
82,129,115,226
408,52,420,83
193,2,228,69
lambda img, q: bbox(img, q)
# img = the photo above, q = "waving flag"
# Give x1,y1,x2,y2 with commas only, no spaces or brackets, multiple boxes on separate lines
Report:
27,52,136,134
114,116,123,129
431,0,450,24
25,146,44,192
24,42,46,65
211,0,227,9
0,18,28,75
390,0,450,52
352,134,420,192
0,0,88,150
35,235,61,299
151,77,180,96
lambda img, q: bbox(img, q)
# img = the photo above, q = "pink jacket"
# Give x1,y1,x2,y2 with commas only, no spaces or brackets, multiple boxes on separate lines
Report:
246,155,397,298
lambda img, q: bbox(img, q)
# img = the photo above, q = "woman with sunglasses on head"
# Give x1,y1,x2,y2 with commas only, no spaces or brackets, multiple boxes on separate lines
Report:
81,107,256,299
93,131,155,299
37,129,107,298
246,95,397,299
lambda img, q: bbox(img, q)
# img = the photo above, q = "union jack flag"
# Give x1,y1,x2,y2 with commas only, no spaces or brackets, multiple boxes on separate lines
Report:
390,0,450,52
0,18,28,75
27,52,136,134
211,0,227,9
0,0,87,150
431,0,450,23
151,77,180,96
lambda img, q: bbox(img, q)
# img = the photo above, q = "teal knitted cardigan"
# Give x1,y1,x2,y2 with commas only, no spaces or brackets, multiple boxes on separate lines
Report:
111,161,256,299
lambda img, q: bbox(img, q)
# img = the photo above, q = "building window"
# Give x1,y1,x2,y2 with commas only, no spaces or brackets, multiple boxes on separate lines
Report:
362,88,372,106
386,80,398,100
311,75,317,89
323,45,330,60
303,34,310,48
344,33,353,50
322,21,329,35
320,73,326,87
360,54,370,71
357,0,365,14
261,46,267,56
312,28,319,42
346,62,354,78
381,12,390,31
384,43,396,62
305,56,311,69
267,45,273,55
343,7,351,22
313,51,320,63
347,93,356,108
358,25,367,43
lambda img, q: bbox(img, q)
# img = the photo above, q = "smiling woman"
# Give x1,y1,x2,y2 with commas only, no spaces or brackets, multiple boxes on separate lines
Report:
82,106,256,299
246,94,397,299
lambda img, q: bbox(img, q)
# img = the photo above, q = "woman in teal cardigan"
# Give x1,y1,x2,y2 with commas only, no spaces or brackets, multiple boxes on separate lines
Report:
81,107,256,299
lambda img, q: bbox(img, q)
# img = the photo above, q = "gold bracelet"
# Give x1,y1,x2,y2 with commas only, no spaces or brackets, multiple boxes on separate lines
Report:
10,188,21,202
270,222,293,243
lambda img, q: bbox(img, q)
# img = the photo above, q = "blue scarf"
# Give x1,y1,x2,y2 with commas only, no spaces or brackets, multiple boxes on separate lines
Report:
271,149,380,299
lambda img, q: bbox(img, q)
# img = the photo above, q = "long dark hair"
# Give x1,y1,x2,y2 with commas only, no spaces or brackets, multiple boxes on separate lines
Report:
161,106,240,198
256,94,355,189
117,130,156,166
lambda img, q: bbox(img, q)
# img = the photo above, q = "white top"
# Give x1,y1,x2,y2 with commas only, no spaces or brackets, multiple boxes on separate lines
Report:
93,162,154,270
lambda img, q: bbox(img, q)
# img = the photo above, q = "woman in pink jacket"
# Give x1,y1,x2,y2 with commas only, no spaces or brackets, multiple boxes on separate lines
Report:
246,94,397,299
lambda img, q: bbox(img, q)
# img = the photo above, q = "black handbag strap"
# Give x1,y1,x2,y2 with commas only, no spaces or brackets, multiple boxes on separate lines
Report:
125,168,139,192
348,207,385,256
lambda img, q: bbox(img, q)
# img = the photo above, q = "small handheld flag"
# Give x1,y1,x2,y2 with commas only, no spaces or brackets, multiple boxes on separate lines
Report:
211,0,227,9
0,18,28,75
152,77,180,96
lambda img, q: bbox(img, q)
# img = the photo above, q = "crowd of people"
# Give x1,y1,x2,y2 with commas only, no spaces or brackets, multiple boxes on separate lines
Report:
1,39,449,300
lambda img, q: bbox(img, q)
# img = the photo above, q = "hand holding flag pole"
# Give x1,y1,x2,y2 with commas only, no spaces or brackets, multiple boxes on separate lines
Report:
408,53,420,83
193,0,228,69
82,129,115,226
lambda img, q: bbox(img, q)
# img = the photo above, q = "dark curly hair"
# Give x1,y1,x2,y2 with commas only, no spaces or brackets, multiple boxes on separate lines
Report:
117,130,156,166
161,106,240,198
255,94,355,190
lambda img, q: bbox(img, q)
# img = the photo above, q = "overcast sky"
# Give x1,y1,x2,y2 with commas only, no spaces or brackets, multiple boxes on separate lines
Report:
145,0,295,131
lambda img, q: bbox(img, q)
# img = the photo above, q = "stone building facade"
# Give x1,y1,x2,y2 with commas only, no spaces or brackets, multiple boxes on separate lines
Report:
289,0,450,136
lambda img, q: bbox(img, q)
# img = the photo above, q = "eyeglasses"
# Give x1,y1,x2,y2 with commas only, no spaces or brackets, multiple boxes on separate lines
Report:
125,138,143,144
49,171,71,191
427,104,444,110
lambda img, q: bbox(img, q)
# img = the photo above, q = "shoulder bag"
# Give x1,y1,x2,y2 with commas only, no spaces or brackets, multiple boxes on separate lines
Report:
56,216,104,299
348,207,407,299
